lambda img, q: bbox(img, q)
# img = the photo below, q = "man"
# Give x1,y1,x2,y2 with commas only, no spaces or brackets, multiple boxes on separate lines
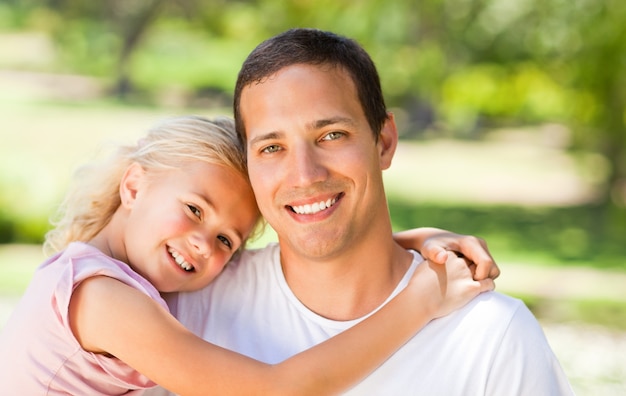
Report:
151,28,572,394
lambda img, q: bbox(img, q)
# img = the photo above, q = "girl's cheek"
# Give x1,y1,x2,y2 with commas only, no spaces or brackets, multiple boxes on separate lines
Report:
163,215,192,234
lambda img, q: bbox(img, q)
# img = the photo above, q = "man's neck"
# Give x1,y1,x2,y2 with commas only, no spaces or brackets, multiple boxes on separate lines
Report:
279,236,413,321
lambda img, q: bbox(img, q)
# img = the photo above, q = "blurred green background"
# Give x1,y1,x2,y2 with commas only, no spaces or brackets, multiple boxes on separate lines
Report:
0,0,625,394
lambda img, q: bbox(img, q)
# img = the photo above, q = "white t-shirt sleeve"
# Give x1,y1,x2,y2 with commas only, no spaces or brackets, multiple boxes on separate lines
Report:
485,303,575,395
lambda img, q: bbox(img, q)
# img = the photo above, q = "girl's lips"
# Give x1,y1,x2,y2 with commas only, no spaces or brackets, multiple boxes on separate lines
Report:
167,246,195,272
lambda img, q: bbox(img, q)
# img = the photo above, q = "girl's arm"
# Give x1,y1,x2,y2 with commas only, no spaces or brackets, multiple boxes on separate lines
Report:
393,227,500,280
69,256,493,396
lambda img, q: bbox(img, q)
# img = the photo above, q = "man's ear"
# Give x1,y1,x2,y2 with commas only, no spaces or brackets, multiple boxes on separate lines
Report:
119,162,145,209
378,112,398,170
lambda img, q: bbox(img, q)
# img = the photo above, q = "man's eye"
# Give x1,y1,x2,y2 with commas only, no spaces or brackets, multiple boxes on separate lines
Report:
217,235,232,249
321,131,344,141
261,144,281,154
187,204,201,219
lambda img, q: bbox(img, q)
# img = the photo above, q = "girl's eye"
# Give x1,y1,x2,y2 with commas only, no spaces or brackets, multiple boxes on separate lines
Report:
261,144,281,154
187,204,202,219
217,235,232,249
321,131,344,141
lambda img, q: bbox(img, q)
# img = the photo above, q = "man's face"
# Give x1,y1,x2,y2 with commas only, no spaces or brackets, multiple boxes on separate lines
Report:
240,63,397,260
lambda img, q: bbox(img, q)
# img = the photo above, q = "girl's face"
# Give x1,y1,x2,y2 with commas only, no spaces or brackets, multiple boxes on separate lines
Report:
120,161,259,292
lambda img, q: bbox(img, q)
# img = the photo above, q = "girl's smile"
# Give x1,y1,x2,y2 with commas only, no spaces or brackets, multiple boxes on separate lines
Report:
106,160,259,293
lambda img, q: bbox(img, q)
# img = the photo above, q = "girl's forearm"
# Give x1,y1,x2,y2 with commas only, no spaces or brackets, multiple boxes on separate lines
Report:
83,274,437,396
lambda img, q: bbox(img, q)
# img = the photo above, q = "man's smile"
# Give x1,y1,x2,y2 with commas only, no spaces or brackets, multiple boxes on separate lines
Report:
286,192,344,215
288,194,341,215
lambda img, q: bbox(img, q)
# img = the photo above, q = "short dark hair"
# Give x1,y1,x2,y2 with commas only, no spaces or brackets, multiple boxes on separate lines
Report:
233,28,388,145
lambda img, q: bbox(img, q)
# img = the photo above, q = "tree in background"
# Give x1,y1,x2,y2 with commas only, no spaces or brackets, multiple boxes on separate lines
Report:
2,0,625,208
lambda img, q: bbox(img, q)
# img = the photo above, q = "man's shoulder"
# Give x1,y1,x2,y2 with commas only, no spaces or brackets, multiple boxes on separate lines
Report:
419,291,540,356
463,291,526,318
440,291,529,332
470,290,524,309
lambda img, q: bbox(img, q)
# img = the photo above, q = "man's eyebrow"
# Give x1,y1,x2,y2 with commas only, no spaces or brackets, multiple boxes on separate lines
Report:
248,131,283,147
248,117,355,147
311,117,355,130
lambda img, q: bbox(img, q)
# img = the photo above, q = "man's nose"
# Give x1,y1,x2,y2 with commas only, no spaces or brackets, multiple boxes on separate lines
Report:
287,142,328,187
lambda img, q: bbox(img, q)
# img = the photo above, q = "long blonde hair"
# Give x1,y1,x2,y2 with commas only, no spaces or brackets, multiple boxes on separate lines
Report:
44,115,260,255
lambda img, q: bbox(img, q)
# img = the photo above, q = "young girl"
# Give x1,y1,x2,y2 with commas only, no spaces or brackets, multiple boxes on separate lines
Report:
0,116,495,395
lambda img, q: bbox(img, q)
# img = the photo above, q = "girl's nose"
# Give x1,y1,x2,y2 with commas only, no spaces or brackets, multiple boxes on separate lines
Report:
190,233,212,259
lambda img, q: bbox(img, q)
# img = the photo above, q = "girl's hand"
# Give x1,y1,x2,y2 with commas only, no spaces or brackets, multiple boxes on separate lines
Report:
394,227,500,281
410,251,495,319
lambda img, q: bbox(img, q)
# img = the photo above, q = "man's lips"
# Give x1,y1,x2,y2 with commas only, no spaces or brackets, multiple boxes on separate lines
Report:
287,193,342,215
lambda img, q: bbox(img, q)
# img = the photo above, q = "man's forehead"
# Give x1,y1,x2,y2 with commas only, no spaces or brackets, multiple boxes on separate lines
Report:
240,64,359,111
239,63,363,139
244,62,353,92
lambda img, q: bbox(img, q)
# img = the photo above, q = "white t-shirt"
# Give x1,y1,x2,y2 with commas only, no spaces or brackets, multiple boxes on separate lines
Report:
148,243,573,395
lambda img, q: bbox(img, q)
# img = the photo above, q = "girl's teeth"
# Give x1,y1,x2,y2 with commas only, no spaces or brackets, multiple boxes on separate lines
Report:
168,247,194,271
292,198,336,215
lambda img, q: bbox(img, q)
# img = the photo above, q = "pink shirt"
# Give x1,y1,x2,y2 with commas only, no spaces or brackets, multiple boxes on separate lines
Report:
0,242,168,395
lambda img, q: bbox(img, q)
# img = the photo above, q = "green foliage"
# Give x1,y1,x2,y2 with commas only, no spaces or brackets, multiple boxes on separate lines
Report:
53,20,118,76
1,0,625,253
515,294,626,331
440,63,570,134
130,23,253,95
0,196,48,244
0,212,47,245
389,200,626,270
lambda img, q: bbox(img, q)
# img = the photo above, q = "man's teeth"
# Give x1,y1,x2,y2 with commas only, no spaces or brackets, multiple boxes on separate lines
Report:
292,198,336,215
168,247,194,272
